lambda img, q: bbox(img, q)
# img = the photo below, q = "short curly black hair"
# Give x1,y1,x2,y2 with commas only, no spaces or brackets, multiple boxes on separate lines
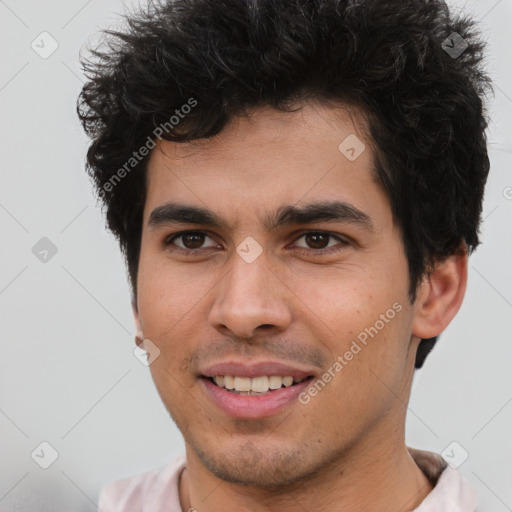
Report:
78,0,491,368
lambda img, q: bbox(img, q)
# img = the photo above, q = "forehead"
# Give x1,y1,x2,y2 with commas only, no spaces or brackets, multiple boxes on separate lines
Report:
148,102,372,166
143,103,388,229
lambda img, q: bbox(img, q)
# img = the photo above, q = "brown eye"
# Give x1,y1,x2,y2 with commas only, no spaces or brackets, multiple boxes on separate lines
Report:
167,231,218,251
294,231,347,252
180,232,205,249
302,233,330,249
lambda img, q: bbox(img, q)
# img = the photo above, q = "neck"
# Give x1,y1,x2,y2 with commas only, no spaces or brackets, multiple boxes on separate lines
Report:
179,434,434,512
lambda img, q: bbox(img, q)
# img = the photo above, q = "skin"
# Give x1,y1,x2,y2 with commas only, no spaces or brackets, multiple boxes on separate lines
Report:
133,103,467,512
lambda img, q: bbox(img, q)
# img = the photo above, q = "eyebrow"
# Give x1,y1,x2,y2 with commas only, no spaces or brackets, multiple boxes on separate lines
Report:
148,200,374,233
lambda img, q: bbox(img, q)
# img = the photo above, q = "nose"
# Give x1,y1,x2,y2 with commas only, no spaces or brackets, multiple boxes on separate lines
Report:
208,251,292,339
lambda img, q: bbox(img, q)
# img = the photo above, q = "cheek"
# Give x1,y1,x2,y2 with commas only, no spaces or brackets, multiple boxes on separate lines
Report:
296,273,410,408
309,323,410,433
291,264,401,335
136,264,204,384
137,254,212,330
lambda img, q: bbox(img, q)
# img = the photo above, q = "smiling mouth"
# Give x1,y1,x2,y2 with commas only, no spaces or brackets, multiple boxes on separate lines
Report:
202,375,315,395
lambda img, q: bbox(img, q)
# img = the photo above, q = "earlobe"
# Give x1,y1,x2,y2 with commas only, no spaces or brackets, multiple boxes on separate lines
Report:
411,248,468,340
132,299,144,346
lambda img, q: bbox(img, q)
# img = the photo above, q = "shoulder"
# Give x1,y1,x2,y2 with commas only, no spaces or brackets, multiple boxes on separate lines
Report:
98,454,187,512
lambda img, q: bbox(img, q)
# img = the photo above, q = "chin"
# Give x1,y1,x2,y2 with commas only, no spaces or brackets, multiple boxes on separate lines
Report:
192,441,318,488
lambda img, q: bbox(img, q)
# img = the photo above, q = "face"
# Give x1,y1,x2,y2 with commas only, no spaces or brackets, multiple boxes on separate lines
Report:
135,103,420,487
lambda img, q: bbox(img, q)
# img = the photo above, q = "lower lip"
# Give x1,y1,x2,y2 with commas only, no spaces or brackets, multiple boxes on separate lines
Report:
201,377,314,419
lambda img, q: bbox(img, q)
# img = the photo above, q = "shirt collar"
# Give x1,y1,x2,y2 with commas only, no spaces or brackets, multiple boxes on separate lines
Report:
408,447,478,512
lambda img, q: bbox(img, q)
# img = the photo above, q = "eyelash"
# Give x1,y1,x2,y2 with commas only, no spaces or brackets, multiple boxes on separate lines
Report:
164,230,350,256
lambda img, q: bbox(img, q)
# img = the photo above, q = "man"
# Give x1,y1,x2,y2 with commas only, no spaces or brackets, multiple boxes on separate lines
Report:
78,0,491,510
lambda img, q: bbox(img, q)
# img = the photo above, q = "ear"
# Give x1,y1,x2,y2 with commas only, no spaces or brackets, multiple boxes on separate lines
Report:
132,299,144,347
411,247,468,339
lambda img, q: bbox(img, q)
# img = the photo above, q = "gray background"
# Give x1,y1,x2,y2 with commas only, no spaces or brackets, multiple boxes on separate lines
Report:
0,0,511,510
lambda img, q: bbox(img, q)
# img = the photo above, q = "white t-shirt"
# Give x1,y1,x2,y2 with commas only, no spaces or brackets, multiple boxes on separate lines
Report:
98,447,479,511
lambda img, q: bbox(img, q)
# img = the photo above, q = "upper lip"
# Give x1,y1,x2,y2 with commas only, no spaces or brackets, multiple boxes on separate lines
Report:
200,361,316,379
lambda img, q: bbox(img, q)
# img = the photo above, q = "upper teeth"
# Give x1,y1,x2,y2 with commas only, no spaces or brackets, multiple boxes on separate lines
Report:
213,375,304,392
